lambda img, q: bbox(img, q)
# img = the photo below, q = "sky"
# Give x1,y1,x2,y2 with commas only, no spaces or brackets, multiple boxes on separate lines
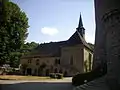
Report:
12,0,95,44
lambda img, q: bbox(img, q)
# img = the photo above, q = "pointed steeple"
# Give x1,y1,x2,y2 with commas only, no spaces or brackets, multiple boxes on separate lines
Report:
76,13,85,39
78,13,83,28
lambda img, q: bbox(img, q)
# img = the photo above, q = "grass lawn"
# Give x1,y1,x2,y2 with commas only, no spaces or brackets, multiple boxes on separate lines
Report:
0,75,51,80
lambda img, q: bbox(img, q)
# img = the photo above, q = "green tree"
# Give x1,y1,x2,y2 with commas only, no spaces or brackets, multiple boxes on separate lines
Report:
0,0,29,66
21,42,39,55
23,42,39,50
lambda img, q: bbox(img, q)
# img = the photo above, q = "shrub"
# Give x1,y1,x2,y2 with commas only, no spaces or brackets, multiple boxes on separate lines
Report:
72,72,90,86
72,63,107,86
7,68,20,75
56,73,63,79
49,73,56,79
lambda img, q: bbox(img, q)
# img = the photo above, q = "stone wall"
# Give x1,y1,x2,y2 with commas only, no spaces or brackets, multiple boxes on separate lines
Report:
20,57,60,75
94,0,120,86
20,44,93,76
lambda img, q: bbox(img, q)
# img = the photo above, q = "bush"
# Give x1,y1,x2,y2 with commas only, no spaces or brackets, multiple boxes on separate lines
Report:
49,73,56,79
49,73,63,79
6,68,20,75
56,73,63,79
72,72,90,86
72,63,107,86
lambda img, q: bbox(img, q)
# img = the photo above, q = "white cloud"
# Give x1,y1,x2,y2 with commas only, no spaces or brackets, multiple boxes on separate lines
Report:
41,27,59,36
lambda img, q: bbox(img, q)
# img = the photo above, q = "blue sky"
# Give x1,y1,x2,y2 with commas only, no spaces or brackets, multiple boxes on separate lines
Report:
12,0,95,44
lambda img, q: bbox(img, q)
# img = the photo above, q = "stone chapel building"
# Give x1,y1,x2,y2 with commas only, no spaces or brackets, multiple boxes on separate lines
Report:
20,14,93,76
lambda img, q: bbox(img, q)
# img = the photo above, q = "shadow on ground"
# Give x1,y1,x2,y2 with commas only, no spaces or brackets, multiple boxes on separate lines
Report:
1,82,74,90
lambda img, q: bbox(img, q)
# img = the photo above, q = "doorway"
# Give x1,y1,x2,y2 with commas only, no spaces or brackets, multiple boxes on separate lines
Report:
27,68,32,75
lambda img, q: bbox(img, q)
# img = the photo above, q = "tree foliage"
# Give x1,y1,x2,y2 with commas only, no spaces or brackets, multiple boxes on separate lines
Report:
21,42,39,55
0,0,29,67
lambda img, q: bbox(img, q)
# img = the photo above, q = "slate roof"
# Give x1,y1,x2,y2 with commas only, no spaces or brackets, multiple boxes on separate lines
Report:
67,31,93,51
33,41,67,57
21,31,93,59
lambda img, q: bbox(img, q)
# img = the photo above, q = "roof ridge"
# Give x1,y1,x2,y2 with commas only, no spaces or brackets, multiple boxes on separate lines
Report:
76,31,93,50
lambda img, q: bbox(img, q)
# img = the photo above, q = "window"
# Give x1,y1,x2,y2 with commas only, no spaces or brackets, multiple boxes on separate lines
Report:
70,56,73,65
55,59,60,65
36,59,39,65
28,59,32,63
58,59,60,64
55,59,57,65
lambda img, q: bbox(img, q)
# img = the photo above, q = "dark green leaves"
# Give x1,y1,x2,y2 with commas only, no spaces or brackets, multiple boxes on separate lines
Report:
0,0,29,67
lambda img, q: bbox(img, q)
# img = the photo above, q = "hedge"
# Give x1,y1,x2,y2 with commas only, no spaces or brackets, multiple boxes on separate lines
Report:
56,73,63,79
49,73,63,79
72,63,107,86
49,73,56,79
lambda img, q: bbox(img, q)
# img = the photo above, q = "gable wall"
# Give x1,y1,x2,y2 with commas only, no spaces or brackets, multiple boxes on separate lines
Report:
61,44,84,74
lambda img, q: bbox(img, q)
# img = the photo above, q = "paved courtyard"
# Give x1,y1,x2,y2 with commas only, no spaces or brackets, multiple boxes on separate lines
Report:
0,77,74,90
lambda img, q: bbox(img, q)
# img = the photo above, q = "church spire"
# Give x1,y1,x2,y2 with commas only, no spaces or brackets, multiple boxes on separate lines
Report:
78,13,83,28
76,13,85,39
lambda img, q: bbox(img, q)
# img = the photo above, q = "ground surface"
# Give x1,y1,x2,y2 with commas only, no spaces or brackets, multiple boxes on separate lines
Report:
0,76,74,90
0,75,50,80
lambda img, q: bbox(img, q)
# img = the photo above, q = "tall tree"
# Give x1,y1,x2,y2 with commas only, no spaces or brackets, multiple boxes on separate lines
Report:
0,0,29,66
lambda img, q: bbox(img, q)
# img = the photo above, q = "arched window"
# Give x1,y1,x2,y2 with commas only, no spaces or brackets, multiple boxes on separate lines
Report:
36,59,39,65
